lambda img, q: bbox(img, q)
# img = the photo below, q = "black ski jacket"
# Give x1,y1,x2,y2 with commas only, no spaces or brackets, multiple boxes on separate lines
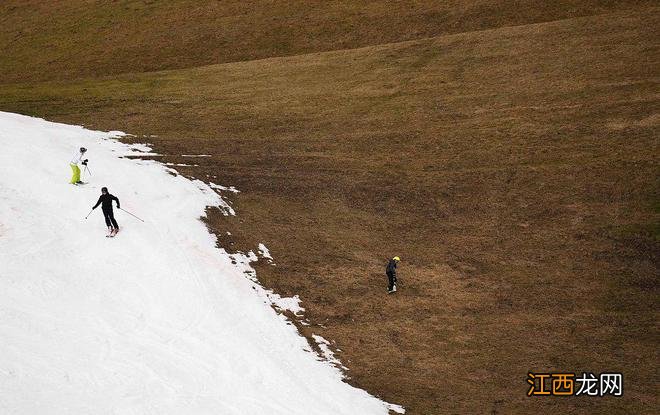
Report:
93,193,120,211
386,258,397,276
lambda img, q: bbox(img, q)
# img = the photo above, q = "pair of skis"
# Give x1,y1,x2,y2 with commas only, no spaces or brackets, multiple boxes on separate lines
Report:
106,228,119,238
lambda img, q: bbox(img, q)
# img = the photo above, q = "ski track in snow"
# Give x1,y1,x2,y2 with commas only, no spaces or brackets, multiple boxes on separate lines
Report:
0,112,402,415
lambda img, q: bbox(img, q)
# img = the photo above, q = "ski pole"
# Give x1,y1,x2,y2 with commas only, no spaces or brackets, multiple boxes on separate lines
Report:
84,165,92,176
84,209,94,219
119,207,145,222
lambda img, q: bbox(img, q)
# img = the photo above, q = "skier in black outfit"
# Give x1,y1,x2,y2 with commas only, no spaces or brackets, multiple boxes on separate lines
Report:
92,187,120,235
386,256,400,293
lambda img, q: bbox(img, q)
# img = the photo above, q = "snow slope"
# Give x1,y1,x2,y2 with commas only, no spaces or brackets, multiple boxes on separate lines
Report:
0,112,402,415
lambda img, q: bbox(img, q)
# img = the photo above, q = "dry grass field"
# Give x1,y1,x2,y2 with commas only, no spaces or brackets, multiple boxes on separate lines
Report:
1,0,653,82
1,2,658,414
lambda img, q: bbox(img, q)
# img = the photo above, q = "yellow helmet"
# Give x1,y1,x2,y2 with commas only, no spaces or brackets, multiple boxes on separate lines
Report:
393,256,400,261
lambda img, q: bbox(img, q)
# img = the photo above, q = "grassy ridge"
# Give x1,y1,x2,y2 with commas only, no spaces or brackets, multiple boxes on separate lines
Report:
1,4,659,415
0,0,655,83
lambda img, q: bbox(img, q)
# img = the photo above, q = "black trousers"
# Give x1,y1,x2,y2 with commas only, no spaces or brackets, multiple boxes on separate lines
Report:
386,271,397,290
102,208,119,229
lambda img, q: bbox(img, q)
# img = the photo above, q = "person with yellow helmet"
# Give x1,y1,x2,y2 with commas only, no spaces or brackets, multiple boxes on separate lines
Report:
385,256,401,293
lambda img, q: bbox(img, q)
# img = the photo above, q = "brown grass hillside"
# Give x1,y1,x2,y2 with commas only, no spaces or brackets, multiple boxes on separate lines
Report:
1,2,659,414
0,0,655,83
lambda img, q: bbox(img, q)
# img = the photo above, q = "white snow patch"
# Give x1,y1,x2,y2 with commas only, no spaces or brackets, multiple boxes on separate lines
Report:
311,335,347,370
389,404,406,414
164,163,198,167
127,142,152,153
209,182,240,193
118,142,163,157
268,294,305,316
258,243,273,261
243,247,306,317
0,112,402,415
246,250,259,262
